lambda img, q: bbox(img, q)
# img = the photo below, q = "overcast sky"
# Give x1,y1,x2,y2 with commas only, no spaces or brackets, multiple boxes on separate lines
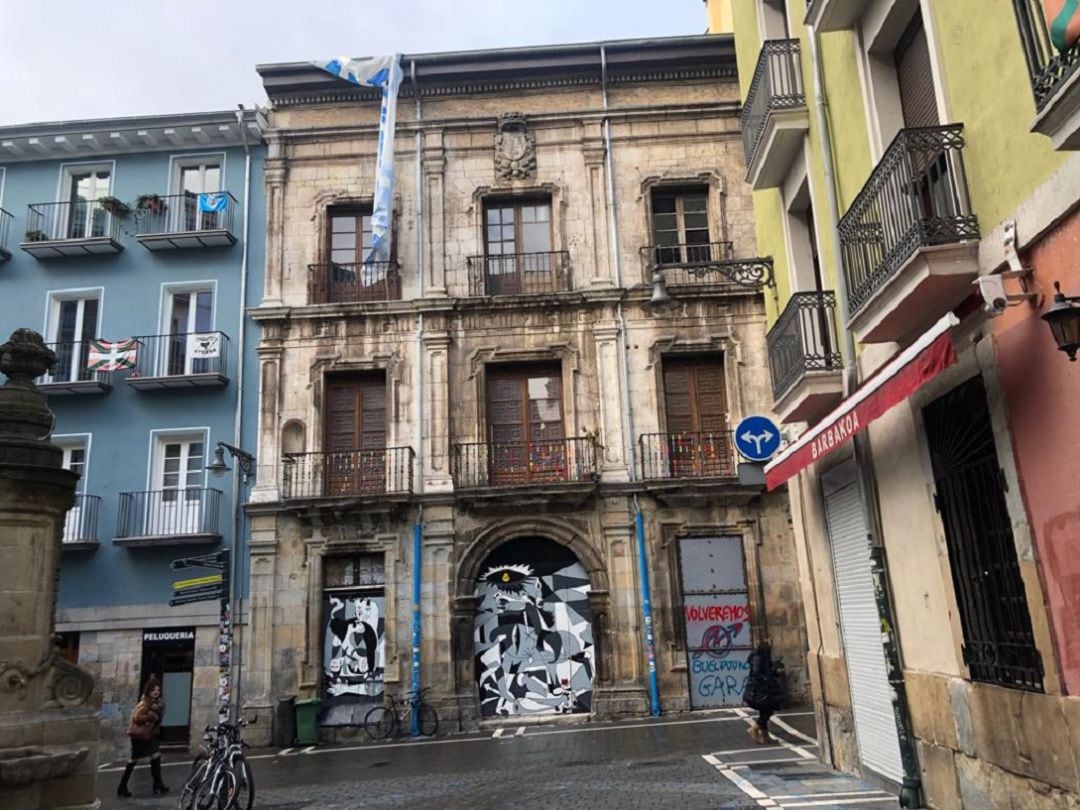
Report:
1,1,707,126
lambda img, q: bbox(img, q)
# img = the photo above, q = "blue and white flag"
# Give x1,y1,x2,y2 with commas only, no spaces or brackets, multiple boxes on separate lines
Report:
198,193,229,213
313,54,403,264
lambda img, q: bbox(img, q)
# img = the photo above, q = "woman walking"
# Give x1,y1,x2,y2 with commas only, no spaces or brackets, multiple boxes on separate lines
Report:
117,676,171,797
744,640,785,744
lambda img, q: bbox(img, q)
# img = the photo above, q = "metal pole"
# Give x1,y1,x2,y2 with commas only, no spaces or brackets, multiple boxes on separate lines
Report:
410,512,423,735
634,503,660,716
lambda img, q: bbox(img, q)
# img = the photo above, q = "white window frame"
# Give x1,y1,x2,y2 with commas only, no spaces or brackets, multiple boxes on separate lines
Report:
145,427,211,537
42,287,104,384
55,161,116,240
167,152,227,196
158,280,217,336
54,433,92,494
0,167,6,207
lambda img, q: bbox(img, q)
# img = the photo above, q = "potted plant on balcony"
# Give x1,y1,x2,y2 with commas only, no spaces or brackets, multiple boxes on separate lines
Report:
98,196,131,217
23,229,47,242
135,194,166,216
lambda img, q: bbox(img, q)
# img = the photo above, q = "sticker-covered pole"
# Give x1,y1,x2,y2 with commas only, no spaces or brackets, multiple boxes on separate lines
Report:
410,515,422,736
635,506,661,716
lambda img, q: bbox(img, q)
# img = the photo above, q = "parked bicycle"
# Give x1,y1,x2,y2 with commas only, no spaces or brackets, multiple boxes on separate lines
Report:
178,718,255,810
364,688,439,740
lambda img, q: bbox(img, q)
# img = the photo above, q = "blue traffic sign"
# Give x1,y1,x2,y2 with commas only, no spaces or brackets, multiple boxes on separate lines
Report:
734,415,781,462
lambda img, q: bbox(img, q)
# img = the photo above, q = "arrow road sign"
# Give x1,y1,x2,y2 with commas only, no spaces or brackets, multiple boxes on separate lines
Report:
734,415,782,462
170,551,229,571
169,591,225,607
172,584,225,600
173,574,224,591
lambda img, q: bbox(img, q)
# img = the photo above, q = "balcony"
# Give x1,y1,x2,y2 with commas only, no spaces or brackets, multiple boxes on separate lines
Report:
114,488,222,547
804,0,863,32
0,208,12,262
282,447,415,503
134,192,238,250
767,291,844,424
308,262,402,304
741,39,808,190
452,438,599,506
62,495,101,551
1016,0,1080,149
20,201,123,258
639,431,738,481
126,332,229,390
641,241,774,289
467,251,571,296
839,125,979,344
37,341,112,395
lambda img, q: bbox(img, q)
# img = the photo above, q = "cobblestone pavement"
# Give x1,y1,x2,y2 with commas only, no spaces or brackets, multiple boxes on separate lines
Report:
97,709,898,809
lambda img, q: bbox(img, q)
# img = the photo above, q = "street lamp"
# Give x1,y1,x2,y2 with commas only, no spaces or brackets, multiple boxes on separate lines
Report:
641,257,775,316
207,442,256,481
1042,281,1080,362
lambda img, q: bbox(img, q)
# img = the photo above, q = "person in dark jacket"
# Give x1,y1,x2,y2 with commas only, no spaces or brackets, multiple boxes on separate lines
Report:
117,676,170,797
744,641,784,744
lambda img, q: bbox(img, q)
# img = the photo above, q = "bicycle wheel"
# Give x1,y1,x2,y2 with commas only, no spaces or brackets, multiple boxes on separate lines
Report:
364,705,396,741
417,703,439,737
229,756,254,810
178,755,209,810
195,766,236,810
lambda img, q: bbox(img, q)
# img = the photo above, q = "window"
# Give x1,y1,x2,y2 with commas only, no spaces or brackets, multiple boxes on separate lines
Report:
650,188,712,264
57,436,90,543
893,14,939,129
758,0,789,40
323,206,398,301
485,363,565,484
924,376,1043,691
46,292,100,383
146,431,209,537
662,356,734,478
324,374,387,496
60,440,88,493
174,157,222,232
155,436,206,502
482,199,554,295
63,165,111,240
1012,0,1080,112
164,287,214,376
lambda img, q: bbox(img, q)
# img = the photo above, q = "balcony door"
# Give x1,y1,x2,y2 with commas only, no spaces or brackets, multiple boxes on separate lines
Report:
150,436,206,537
59,439,87,543
482,200,553,295
486,363,565,485
177,159,222,232
663,356,732,478
651,188,710,265
65,167,110,239
325,206,397,301
165,289,213,376
47,294,99,383
324,375,387,496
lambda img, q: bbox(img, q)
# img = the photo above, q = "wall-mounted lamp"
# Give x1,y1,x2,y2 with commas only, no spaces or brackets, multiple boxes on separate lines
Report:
1042,282,1080,362
207,442,257,480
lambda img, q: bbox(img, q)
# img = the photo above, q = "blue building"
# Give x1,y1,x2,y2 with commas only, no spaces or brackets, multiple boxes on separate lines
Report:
0,110,265,755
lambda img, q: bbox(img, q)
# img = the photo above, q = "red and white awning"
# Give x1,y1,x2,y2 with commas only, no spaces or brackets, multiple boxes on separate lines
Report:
765,313,959,491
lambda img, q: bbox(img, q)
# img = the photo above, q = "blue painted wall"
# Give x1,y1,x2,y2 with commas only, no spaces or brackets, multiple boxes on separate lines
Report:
0,136,265,610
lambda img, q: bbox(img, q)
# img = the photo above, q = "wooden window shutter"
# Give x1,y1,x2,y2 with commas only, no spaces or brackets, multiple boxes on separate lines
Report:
894,16,940,129
663,357,728,434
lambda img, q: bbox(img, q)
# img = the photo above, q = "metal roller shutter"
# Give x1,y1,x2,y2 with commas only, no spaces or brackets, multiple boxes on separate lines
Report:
822,463,904,784
894,15,940,129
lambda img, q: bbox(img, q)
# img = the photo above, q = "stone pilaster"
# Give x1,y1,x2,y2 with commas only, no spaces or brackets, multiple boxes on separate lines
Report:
250,325,284,504
592,321,630,481
422,330,453,493
262,149,288,307
583,122,613,287
422,132,448,296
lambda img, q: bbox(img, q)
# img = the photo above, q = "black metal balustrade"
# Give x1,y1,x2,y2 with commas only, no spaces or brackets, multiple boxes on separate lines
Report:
282,447,415,500
452,437,599,489
134,192,237,249
639,431,738,481
767,291,843,400
115,488,222,542
1013,0,1080,110
129,332,229,382
37,340,112,389
23,200,122,250
467,251,571,296
838,125,979,316
0,207,12,261
63,495,101,546
308,262,402,304
740,39,806,168
640,242,774,289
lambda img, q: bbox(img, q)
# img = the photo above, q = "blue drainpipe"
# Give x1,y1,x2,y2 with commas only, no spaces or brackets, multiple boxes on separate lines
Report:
635,504,661,717
410,512,423,736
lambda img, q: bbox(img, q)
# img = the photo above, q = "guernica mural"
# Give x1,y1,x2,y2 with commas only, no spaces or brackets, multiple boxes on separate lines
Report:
473,537,594,718
322,554,387,726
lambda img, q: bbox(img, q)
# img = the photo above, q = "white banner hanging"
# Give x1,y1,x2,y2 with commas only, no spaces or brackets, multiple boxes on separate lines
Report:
190,333,221,359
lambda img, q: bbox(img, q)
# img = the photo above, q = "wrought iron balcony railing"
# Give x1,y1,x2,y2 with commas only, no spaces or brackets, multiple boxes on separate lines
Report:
37,340,112,389
838,125,979,316
1013,0,1080,111
639,431,738,482
767,291,843,400
128,332,229,383
23,200,122,248
282,447,415,500
115,488,222,542
452,437,600,489
308,262,402,304
0,207,12,261
134,192,237,249
467,251,571,296
641,241,774,289
740,39,806,168
63,494,101,546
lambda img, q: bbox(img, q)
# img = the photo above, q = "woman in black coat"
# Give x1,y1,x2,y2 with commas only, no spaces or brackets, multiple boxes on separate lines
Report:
744,641,784,744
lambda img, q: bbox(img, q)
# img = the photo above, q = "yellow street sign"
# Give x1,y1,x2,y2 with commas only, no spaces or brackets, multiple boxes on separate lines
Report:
173,574,223,590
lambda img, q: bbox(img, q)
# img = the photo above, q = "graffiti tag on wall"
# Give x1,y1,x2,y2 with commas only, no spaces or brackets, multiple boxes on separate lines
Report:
684,595,752,706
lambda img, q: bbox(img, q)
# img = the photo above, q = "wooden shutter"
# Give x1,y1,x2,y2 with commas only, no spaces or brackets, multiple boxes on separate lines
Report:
894,16,939,129
324,375,386,495
663,357,728,434
486,364,564,483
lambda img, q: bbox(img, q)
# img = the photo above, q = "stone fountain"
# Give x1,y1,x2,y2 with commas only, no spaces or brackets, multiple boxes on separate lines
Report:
0,329,100,809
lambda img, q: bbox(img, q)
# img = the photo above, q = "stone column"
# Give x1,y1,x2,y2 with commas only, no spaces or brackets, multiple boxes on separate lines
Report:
0,329,99,810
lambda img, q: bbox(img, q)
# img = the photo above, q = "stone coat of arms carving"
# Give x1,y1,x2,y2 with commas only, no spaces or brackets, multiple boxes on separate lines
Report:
494,113,536,181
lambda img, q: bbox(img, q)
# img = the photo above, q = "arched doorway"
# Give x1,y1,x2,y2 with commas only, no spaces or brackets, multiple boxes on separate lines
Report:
473,536,594,718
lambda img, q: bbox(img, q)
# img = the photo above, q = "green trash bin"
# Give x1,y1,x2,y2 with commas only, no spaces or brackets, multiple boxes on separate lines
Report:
294,698,321,746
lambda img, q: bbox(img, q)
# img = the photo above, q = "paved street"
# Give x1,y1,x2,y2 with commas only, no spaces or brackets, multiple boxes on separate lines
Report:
98,710,897,809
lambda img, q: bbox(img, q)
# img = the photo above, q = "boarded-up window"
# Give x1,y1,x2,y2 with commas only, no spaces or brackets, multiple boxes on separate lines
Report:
324,374,387,495
485,363,565,484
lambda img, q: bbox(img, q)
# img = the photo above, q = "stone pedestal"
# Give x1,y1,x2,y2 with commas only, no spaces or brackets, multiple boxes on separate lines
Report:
0,330,100,810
